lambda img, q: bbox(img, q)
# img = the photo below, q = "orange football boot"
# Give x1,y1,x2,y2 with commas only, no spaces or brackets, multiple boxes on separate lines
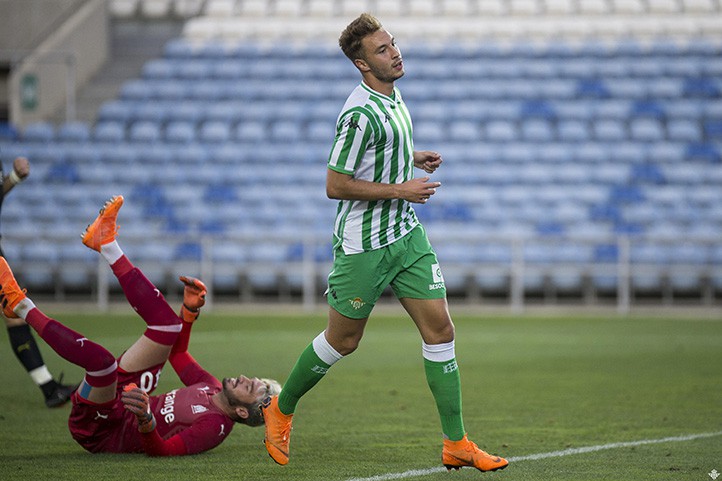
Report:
0,257,27,318
81,195,123,251
262,395,293,465
442,434,509,472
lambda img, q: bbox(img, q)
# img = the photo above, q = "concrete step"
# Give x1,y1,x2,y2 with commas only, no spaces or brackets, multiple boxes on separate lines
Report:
50,18,183,125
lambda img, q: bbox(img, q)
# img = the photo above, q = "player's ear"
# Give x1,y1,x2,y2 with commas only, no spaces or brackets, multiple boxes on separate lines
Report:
235,406,249,420
354,58,370,72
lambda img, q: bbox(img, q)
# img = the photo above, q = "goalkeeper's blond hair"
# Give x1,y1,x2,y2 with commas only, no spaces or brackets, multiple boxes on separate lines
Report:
241,378,282,428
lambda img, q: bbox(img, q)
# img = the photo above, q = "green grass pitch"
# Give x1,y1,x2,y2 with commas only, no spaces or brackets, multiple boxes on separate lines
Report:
0,305,720,480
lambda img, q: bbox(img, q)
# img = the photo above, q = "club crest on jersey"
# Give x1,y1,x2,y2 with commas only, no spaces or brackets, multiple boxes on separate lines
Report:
192,404,208,414
349,297,365,310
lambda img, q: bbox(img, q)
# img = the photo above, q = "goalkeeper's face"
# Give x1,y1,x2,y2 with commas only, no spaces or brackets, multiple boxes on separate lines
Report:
222,375,281,427
222,375,269,405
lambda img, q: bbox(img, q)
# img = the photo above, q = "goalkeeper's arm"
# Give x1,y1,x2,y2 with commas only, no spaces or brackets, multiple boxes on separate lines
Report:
169,276,215,386
121,384,188,456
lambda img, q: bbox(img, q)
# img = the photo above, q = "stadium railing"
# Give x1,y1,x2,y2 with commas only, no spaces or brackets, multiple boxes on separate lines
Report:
8,232,720,313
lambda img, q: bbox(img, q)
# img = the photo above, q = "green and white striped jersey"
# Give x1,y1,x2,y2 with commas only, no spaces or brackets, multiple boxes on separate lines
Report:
328,82,419,254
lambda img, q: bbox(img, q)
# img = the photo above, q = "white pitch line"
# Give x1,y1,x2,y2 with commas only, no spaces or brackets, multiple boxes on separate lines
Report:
342,430,722,481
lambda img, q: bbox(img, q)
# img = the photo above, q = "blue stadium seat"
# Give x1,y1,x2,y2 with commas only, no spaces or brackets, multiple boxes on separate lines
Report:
128,121,162,142
448,120,479,142
234,121,267,142
20,243,58,289
485,120,518,142
629,119,665,142
198,120,231,143
153,80,189,100
666,119,702,141
163,38,195,58
133,102,168,122
22,122,55,142
164,121,196,143
520,119,554,142
684,143,720,163
593,119,626,141
57,121,91,142
98,100,134,122
704,120,722,139
142,58,177,78
683,77,719,97
203,182,238,203
629,163,666,184
270,120,303,141
557,120,590,141
94,121,126,142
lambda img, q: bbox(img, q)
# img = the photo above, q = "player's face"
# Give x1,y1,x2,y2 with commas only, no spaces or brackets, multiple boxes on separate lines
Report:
359,29,404,83
222,375,269,405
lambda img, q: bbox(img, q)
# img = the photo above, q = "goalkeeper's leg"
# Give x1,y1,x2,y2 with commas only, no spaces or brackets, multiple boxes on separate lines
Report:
82,195,182,372
0,257,118,404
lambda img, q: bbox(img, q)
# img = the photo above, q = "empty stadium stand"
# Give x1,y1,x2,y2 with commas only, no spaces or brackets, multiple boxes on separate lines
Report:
0,0,720,310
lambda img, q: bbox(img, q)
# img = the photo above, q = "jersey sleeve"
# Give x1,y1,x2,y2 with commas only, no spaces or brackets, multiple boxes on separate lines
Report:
175,414,233,455
138,428,188,456
328,108,376,175
168,320,219,388
138,414,232,456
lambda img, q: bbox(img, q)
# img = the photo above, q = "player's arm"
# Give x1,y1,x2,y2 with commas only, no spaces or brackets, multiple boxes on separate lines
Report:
121,384,188,456
168,276,215,386
327,168,441,204
140,416,227,456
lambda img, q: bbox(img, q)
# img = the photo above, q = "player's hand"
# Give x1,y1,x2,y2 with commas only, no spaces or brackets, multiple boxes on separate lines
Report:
401,177,441,204
413,151,442,174
122,384,156,433
12,157,30,179
179,275,207,322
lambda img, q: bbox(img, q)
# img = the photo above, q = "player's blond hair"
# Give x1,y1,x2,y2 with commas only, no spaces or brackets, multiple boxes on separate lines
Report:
241,378,282,427
339,13,383,62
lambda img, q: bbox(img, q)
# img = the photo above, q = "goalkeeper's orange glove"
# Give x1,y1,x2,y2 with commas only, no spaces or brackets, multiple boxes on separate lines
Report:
179,275,207,323
122,383,156,433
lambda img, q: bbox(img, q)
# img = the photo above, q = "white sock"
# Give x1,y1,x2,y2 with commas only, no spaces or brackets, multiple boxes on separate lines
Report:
312,331,343,365
14,298,36,320
100,240,123,265
29,365,53,386
422,340,456,362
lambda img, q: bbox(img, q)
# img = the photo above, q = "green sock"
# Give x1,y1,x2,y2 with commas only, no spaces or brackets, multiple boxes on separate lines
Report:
277,342,332,415
424,357,465,441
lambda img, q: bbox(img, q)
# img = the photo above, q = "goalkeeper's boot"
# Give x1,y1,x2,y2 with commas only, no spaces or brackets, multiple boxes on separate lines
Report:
0,257,27,319
82,195,123,251
262,395,293,465
442,434,509,472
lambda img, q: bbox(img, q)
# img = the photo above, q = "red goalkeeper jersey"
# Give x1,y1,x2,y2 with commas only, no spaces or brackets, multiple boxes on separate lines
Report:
69,348,234,455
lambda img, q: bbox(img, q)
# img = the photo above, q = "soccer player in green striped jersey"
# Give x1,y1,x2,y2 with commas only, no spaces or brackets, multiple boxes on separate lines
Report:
262,13,508,473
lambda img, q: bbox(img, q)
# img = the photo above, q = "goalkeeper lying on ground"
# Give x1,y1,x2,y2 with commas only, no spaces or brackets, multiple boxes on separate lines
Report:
0,195,280,456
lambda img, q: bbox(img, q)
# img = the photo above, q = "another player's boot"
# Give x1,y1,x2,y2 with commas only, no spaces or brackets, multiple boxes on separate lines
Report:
442,434,509,472
0,257,27,319
261,395,293,465
45,373,79,408
82,195,123,251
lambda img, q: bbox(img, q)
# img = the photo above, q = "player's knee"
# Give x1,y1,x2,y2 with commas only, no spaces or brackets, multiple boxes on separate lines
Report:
425,322,455,345
333,336,361,356
87,348,117,373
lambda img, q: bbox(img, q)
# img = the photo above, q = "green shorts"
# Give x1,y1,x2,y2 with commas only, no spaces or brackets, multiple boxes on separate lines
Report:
327,225,447,319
